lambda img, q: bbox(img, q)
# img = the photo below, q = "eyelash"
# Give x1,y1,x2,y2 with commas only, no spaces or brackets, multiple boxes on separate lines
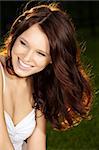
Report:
37,51,46,57
20,40,26,46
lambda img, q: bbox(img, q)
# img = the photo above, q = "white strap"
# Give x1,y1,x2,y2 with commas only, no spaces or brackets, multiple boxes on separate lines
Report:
0,63,6,93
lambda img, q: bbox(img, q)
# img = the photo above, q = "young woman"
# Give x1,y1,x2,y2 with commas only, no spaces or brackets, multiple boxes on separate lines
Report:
0,2,92,150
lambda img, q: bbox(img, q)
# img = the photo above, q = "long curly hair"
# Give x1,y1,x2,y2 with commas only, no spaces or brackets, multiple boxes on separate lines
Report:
4,2,92,130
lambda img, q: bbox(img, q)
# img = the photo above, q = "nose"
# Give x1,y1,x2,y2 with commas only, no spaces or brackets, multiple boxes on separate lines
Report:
23,49,33,62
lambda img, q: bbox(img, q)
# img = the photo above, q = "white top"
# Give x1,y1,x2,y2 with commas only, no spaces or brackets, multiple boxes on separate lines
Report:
0,63,36,150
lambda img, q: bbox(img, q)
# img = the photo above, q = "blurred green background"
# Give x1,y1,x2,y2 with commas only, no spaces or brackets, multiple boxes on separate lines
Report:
0,1,99,150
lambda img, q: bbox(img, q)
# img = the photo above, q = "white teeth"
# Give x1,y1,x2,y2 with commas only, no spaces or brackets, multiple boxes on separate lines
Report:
19,58,31,68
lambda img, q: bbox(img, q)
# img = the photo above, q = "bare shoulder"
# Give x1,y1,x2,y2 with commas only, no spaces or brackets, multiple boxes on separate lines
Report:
0,61,3,84
0,62,3,106
0,54,5,75
0,54,6,65
36,109,46,127
27,109,46,149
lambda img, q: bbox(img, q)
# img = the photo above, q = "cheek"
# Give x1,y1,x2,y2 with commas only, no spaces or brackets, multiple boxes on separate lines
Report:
11,40,23,55
11,43,19,56
35,58,49,67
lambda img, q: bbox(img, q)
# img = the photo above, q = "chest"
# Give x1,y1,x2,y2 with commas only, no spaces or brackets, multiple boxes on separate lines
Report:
3,82,34,126
4,87,32,108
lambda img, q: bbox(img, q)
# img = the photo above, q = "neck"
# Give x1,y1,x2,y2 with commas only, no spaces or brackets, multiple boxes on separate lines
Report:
4,67,33,87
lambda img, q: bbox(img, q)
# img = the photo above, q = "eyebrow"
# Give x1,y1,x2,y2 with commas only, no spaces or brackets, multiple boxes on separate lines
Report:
20,37,49,56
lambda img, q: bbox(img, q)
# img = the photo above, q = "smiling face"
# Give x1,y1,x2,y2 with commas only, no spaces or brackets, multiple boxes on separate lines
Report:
11,24,51,77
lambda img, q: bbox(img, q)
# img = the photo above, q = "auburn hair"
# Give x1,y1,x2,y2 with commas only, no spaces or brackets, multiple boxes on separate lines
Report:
4,3,92,130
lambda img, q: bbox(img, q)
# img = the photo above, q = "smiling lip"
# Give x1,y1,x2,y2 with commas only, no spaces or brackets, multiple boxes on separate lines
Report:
18,58,33,70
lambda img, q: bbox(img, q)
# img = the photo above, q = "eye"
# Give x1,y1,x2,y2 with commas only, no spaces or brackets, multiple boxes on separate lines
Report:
37,51,46,57
20,40,26,46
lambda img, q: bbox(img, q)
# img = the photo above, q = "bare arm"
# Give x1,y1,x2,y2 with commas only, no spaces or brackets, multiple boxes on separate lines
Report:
27,109,46,150
0,62,14,150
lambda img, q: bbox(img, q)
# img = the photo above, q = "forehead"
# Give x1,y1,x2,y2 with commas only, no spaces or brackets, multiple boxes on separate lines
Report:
19,24,50,54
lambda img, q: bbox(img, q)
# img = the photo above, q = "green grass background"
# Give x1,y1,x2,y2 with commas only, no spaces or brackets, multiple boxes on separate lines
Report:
46,28,99,150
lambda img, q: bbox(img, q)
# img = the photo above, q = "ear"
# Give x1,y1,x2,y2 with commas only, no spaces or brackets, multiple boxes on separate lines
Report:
50,60,52,64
